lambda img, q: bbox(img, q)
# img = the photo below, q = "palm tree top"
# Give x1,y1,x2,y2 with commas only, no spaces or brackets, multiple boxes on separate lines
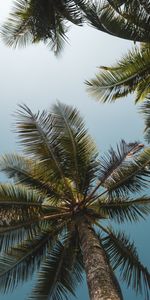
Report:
0,102,150,299
1,0,150,55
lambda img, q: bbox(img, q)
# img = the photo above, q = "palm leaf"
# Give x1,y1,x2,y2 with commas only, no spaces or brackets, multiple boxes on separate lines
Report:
140,101,150,143
101,228,150,299
51,102,99,195
0,183,68,252
94,196,150,223
108,0,150,31
0,224,63,294
135,74,150,103
0,0,84,55
28,232,83,300
83,1,150,42
86,46,150,103
46,17,68,56
1,0,33,48
0,221,41,253
0,0,67,55
104,147,150,197
85,141,146,206
0,154,64,201
15,104,74,200
98,140,144,184
0,183,44,205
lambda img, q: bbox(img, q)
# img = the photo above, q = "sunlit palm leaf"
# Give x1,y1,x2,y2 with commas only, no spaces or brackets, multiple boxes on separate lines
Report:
52,102,99,194
0,154,63,200
15,104,74,199
101,228,150,299
0,183,44,205
86,46,150,103
0,183,66,251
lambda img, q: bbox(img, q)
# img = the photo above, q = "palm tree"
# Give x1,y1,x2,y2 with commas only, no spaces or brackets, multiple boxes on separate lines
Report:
2,0,150,55
0,102,150,300
81,0,150,42
0,0,87,55
86,43,150,103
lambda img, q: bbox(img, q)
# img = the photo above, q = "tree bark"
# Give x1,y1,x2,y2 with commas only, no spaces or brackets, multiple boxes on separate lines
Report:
78,220,123,300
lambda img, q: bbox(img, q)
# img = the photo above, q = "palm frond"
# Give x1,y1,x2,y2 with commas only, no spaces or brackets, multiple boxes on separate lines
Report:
101,228,150,299
86,46,150,103
0,184,45,237
0,183,67,251
98,140,144,184
15,104,75,199
0,221,40,253
104,147,150,197
83,0,150,42
140,101,150,143
0,154,64,201
0,0,67,55
94,196,150,223
0,224,63,293
55,0,83,25
0,0,83,55
0,183,44,205
108,0,150,31
135,74,150,103
51,102,99,195
45,18,68,56
1,0,33,48
28,232,83,300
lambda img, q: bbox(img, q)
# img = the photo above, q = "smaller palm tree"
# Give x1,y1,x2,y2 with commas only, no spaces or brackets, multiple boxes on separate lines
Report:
0,102,150,300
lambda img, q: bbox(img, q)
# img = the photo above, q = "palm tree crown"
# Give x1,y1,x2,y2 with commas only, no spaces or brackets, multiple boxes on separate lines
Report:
0,102,150,299
2,0,150,55
1,0,86,55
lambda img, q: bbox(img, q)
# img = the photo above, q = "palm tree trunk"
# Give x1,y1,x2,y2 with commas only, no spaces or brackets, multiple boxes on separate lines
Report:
78,220,123,300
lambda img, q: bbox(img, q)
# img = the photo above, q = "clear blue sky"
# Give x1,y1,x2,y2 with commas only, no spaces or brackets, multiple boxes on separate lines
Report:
0,2,149,300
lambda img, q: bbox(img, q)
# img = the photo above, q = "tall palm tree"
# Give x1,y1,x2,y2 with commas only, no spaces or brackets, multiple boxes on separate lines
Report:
1,0,150,55
0,102,150,300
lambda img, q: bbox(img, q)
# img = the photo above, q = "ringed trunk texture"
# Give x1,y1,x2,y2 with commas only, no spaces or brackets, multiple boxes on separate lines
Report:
78,220,123,300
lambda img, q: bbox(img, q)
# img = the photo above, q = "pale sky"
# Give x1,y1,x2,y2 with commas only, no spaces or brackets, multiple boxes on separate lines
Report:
0,2,149,300
0,1,144,155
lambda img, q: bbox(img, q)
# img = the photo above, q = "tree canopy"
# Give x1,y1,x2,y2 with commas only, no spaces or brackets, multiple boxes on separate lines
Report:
1,0,150,55
0,102,150,299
